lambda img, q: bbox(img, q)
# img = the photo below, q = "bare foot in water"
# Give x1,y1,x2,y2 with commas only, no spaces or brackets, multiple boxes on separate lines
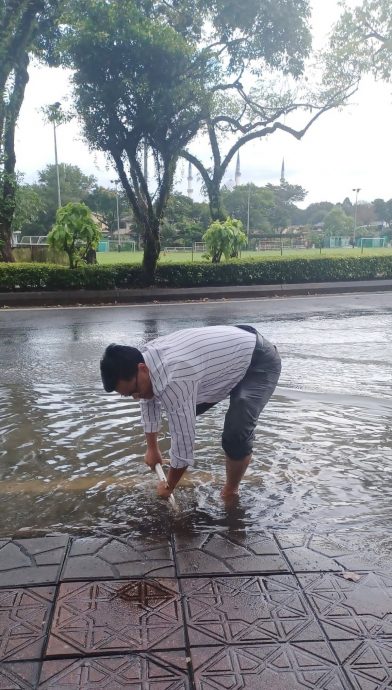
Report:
220,485,239,503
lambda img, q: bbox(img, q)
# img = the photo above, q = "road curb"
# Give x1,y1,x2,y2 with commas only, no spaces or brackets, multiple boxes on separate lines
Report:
1,279,392,308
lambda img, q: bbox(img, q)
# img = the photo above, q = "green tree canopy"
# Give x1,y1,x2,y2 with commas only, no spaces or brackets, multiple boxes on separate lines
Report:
323,207,354,237
373,198,392,228
221,185,275,236
84,185,130,236
24,164,96,235
160,193,210,247
11,178,45,234
329,0,392,83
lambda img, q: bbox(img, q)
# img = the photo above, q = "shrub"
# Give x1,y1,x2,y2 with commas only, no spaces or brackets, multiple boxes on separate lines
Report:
1,255,392,292
48,202,101,269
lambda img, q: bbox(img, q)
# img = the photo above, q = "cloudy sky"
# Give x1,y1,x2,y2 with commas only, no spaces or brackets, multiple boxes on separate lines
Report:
15,0,392,207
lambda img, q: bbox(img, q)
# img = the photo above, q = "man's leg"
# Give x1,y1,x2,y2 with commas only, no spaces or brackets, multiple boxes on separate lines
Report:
222,454,251,498
221,337,281,498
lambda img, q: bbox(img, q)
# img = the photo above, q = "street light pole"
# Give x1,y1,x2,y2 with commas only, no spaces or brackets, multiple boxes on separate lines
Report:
111,179,121,250
352,187,361,248
53,119,61,209
247,184,251,246
46,102,63,209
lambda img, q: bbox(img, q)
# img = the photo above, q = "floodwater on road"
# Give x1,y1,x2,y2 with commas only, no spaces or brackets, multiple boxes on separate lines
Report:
0,293,392,561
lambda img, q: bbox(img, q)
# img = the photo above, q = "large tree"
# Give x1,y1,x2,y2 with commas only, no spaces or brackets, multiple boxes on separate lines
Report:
58,0,216,278
0,0,60,261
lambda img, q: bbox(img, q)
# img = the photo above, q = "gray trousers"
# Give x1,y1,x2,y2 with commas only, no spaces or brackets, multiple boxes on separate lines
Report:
196,325,281,460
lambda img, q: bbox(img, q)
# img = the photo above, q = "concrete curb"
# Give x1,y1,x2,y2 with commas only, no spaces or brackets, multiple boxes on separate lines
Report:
1,278,392,307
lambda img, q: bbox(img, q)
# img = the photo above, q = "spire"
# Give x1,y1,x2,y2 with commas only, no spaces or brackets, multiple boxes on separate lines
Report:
187,162,193,199
235,152,241,187
280,157,286,185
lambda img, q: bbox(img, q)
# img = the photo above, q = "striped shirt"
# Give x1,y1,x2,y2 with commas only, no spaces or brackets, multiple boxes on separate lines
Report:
139,326,256,469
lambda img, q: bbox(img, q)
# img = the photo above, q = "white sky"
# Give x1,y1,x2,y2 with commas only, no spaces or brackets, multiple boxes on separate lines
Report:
15,0,392,207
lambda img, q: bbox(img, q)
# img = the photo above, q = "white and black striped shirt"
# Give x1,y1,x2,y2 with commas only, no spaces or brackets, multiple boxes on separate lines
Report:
140,326,256,469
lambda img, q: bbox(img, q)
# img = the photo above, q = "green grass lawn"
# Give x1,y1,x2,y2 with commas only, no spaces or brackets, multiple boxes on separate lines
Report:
97,248,392,265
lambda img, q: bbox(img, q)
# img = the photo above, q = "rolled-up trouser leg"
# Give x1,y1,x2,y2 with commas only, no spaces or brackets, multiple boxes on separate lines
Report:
221,333,281,460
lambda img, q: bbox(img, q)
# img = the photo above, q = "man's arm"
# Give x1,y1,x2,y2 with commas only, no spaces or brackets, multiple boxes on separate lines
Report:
157,381,197,497
140,400,163,468
144,432,164,469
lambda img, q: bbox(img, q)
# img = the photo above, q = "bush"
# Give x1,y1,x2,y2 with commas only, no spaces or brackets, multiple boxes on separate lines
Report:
1,255,392,292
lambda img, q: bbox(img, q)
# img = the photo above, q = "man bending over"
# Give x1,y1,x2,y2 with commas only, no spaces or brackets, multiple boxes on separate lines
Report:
100,325,281,501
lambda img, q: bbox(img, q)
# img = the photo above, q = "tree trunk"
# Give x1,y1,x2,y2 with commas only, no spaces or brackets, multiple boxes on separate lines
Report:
142,221,161,283
209,183,226,222
0,52,29,262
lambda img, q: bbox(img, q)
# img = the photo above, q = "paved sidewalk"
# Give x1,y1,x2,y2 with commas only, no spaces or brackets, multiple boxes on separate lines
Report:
0,530,391,688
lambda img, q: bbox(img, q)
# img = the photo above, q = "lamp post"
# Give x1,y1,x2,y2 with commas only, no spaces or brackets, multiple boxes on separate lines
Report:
247,183,251,246
49,102,62,209
111,179,121,250
352,188,361,248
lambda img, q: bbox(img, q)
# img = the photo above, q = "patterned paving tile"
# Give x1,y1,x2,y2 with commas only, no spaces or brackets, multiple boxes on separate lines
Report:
0,587,54,662
61,535,174,580
38,652,190,688
191,643,349,689
0,662,39,689
299,571,392,640
46,579,185,656
174,531,287,576
182,575,325,646
0,537,69,586
332,639,392,690
275,532,380,573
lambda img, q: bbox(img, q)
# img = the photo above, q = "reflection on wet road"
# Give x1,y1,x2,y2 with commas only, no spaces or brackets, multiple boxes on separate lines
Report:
0,293,391,561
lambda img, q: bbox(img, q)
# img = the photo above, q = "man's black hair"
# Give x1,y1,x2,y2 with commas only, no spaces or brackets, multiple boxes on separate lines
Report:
100,344,144,392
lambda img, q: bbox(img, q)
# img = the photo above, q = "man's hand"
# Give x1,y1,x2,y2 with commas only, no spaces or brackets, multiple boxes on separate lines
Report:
156,480,172,500
144,447,164,470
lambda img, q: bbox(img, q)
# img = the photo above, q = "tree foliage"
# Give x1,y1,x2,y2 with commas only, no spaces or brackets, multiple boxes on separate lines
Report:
373,198,392,227
85,185,130,235
160,193,210,246
47,201,101,268
323,207,354,237
329,0,392,83
37,164,96,228
11,177,45,234
221,184,275,235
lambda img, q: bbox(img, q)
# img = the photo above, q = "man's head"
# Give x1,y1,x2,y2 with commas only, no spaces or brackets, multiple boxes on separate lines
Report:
100,344,154,400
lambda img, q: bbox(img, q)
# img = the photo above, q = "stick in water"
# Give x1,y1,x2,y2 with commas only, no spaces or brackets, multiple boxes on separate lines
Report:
154,463,178,511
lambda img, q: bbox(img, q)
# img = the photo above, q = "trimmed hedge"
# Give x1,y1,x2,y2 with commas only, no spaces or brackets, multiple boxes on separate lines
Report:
1,255,392,292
